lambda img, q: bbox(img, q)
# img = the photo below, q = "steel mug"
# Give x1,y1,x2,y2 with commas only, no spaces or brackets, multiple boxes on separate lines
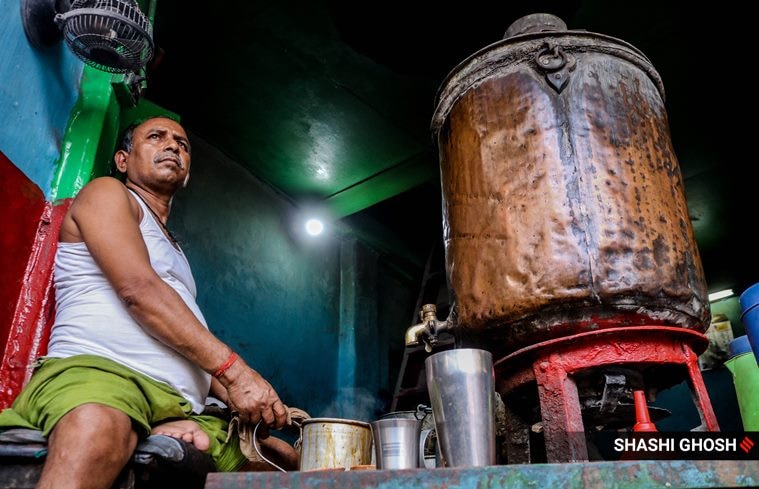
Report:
370,418,424,469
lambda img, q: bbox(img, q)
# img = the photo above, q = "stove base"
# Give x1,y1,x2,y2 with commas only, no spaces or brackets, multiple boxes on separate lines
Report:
493,326,719,463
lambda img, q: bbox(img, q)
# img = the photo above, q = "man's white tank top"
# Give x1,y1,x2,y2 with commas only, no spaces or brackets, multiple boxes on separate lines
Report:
48,188,211,413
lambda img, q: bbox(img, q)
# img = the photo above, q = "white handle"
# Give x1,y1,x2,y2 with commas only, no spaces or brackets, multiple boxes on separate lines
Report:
252,421,287,472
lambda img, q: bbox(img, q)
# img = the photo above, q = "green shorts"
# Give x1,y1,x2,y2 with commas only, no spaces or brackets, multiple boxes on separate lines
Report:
0,354,247,472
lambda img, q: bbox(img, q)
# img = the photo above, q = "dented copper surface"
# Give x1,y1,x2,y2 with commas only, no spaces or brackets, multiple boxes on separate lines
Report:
432,28,709,354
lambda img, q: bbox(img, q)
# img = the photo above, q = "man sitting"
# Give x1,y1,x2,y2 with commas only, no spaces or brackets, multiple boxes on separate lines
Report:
0,117,298,488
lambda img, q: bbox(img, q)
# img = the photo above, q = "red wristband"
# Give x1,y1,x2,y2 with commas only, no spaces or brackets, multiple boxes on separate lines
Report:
213,352,238,378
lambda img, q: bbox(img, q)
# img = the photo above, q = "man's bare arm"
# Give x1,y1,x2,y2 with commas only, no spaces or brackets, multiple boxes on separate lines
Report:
68,177,286,427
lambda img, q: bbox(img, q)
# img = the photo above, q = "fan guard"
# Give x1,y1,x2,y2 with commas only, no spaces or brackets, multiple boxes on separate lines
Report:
54,0,154,73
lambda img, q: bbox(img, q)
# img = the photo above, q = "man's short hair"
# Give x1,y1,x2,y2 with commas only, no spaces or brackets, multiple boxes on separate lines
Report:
118,115,181,153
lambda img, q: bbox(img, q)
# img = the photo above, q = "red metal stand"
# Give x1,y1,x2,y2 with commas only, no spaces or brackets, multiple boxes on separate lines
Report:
494,326,719,463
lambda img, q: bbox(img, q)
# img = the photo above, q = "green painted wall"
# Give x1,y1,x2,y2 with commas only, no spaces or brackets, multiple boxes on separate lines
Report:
711,297,745,338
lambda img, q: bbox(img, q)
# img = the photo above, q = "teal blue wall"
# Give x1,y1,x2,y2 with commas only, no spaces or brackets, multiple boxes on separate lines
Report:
652,367,743,431
0,0,83,195
172,133,415,420
172,133,340,416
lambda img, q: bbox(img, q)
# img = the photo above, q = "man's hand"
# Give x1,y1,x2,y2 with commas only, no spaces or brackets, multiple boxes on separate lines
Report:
219,359,288,431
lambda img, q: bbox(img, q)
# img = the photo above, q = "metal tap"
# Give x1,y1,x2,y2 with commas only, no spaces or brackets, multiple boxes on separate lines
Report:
404,304,453,352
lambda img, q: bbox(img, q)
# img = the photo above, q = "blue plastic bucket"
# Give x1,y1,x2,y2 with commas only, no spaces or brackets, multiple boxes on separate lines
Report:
738,283,759,365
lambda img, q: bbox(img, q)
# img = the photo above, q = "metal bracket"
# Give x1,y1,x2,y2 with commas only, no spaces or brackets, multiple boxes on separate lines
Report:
112,70,147,107
599,373,627,413
534,43,576,93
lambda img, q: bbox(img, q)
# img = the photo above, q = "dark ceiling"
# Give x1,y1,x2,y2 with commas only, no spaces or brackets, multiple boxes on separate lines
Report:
148,0,749,295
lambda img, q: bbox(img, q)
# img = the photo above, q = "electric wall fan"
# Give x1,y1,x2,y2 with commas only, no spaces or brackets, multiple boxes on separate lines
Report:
21,0,154,74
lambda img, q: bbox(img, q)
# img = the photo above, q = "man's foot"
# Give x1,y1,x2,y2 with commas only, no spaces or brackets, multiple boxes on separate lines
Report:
151,419,211,451
241,436,300,471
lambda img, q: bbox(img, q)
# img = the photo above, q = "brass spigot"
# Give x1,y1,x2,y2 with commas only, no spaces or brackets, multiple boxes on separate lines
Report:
404,304,437,346
404,304,452,352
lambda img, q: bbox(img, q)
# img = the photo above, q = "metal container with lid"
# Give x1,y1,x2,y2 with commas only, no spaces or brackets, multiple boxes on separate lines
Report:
298,417,373,471
431,14,709,355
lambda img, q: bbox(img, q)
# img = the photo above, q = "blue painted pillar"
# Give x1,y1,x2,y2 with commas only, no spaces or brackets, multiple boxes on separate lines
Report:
336,238,382,421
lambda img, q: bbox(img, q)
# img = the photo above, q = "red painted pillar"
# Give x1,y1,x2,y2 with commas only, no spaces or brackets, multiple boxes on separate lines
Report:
0,151,71,408
533,353,589,462
0,152,45,338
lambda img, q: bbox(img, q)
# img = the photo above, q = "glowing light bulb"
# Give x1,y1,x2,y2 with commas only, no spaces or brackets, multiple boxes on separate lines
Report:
305,218,324,236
